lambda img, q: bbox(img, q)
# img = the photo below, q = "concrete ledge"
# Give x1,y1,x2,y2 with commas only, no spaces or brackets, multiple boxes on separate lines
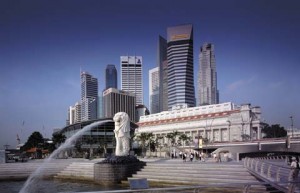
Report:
94,162,145,185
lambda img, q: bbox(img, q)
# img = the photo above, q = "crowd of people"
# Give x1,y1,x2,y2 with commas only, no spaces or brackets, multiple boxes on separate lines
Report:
170,151,230,163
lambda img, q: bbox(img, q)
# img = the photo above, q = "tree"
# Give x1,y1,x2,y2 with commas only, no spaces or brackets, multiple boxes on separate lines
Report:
262,124,287,138
52,133,66,148
165,130,180,146
178,133,192,146
21,131,44,151
135,132,154,157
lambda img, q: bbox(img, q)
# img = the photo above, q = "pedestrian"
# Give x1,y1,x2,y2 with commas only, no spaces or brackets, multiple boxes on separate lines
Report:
290,157,299,180
213,153,217,161
201,152,205,162
182,152,187,162
190,153,194,162
217,153,222,163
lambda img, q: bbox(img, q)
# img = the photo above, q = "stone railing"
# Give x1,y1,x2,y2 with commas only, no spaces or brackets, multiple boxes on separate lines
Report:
244,157,299,193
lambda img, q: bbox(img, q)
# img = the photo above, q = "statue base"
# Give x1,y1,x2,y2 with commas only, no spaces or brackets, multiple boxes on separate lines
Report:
94,155,145,185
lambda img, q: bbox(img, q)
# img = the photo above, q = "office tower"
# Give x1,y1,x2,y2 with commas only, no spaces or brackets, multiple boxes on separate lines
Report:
68,102,81,125
105,64,117,89
158,36,168,112
81,71,98,121
149,67,159,114
198,43,219,106
103,88,136,122
97,96,103,119
68,106,75,125
120,56,143,105
74,102,81,123
167,24,195,109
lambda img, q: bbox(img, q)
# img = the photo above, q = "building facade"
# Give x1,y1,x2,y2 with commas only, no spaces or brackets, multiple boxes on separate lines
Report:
103,88,136,122
120,56,143,105
135,105,150,123
68,102,81,125
157,36,168,112
137,102,263,146
59,118,138,155
105,64,117,89
167,24,195,110
149,67,160,114
198,43,219,106
81,72,98,121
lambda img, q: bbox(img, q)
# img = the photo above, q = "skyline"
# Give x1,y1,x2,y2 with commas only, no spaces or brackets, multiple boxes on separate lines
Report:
1,0,300,148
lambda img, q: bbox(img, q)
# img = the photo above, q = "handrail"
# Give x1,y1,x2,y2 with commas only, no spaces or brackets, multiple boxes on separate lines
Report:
244,157,299,193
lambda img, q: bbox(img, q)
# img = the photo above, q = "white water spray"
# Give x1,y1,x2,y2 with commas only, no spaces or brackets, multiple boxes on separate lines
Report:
19,120,111,193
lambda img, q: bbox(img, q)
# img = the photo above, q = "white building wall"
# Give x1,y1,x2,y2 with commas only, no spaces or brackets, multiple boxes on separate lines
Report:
137,102,263,143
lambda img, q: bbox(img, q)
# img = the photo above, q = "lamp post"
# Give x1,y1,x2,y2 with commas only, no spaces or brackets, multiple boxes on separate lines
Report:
290,116,294,137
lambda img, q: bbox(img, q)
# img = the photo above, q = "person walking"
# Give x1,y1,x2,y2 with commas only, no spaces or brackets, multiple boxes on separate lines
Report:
182,152,187,162
290,157,299,180
190,153,194,162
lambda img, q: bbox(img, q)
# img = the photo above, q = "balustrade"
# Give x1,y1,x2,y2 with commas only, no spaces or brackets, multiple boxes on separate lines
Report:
244,157,299,193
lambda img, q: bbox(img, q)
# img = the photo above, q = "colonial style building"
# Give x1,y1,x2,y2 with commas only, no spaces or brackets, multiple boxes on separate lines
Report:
136,102,263,146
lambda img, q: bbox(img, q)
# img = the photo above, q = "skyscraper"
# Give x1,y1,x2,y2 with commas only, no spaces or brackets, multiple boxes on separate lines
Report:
198,43,219,106
157,36,168,112
103,88,136,122
149,67,159,114
167,24,195,109
120,56,143,105
81,71,98,121
105,64,117,89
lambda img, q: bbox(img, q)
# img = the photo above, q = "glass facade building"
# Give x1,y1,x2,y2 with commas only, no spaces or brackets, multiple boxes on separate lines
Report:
198,43,219,106
149,67,160,114
167,24,195,110
81,72,98,121
157,36,168,112
105,64,117,89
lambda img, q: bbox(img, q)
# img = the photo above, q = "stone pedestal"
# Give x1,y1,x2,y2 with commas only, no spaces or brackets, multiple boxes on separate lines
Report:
94,155,145,185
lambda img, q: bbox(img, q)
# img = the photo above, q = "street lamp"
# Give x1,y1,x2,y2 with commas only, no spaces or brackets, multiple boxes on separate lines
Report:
290,116,294,138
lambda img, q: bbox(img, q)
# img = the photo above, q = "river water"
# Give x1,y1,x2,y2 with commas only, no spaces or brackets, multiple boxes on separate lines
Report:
0,180,125,193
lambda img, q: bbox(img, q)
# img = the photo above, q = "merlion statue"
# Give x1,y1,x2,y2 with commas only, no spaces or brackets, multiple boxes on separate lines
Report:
113,112,131,156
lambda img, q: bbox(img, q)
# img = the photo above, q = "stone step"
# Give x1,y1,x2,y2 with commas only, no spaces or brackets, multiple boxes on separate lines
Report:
131,173,258,182
55,162,95,180
133,171,256,180
142,168,248,174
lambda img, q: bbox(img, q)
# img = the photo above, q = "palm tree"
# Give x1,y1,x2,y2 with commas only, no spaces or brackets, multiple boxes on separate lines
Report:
135,132,154,157
166,130,180,146
178,133,192,147
153,135,164,157
165,130,180,157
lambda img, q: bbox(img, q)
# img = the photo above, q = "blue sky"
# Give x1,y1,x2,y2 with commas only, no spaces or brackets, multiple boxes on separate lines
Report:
1,0,300,148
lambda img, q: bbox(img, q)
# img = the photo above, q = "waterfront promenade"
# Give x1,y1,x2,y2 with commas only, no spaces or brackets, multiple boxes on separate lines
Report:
0,157,298,193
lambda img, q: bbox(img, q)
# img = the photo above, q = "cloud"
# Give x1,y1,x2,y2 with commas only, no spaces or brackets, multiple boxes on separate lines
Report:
226,76,256,92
